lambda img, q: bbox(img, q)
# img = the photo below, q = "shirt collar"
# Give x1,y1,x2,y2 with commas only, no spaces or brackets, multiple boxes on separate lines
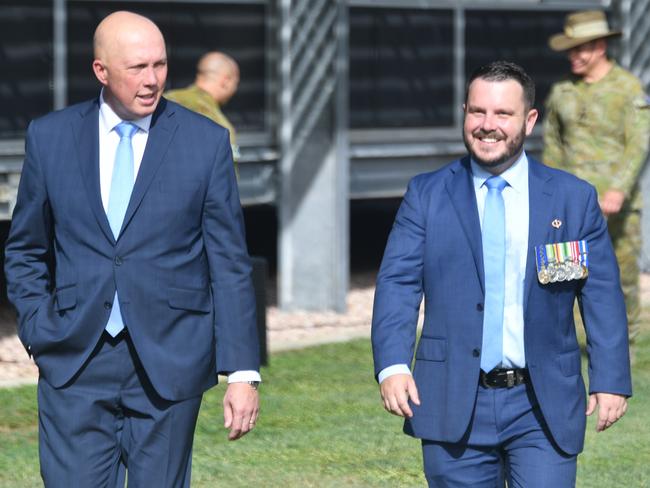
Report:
471,151,529,194
99,89,153,135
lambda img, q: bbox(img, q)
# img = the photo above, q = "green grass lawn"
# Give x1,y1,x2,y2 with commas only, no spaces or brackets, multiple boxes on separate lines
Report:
1,330,649,487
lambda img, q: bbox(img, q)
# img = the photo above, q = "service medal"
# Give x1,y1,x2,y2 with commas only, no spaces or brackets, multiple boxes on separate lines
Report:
537,240,589,283
579,240,589,278
555,243,568,281
535,245,551,284
545,244,558,282
538,267,550,284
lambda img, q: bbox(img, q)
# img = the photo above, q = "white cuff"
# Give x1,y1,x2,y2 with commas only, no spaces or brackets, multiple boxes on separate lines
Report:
377,364,411,384
227,370,262,383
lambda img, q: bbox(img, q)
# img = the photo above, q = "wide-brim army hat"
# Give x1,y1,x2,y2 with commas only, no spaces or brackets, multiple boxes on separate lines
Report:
548,10,620,52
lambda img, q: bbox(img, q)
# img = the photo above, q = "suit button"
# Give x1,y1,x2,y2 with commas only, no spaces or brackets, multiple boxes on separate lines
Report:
472,348,480,357
114,256,122,266
104,301,112,309
476,303,484,311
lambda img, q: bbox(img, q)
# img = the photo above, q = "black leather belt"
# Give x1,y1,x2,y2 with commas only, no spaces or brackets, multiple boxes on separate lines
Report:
480,368,528,389
103,328,128,344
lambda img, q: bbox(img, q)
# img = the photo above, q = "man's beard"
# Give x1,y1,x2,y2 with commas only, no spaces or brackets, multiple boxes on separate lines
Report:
463,125,526,169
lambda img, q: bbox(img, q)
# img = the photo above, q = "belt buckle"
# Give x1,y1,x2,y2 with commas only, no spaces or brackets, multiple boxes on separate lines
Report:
506,370,515,388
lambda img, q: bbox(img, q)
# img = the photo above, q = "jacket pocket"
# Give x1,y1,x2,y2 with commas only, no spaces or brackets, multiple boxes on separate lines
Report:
557,349,581,376
415,336,447,362
54,284,77,312
168,287,211,313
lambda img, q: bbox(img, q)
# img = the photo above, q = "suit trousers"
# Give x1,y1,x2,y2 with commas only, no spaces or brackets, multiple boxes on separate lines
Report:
37,331,202,488
421,382,577,488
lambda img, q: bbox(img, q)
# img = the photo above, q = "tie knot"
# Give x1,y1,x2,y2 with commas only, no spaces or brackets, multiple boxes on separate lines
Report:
115,122,138,139
485,175,507,193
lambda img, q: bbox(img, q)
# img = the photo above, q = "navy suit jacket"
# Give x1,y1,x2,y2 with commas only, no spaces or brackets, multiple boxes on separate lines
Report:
4,98,260,401
371,156,632,455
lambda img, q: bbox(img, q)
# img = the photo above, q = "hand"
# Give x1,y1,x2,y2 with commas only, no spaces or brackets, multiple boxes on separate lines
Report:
223,382,260,441
599,190,625,216
586,392,628,432
379,374,420,418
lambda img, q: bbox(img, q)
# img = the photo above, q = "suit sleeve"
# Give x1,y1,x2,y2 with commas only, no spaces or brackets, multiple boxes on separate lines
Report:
202,129,260,375
542,87,565,169
3,121,54,353
577,185,632,396
371,177,426,379
612,87,650,198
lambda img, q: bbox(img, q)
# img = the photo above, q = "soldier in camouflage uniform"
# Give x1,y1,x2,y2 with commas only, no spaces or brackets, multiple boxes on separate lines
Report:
544,11,650,347
166,52,241,165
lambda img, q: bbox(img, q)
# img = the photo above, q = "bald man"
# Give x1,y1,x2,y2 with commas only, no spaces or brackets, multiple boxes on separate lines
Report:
166,52,241,162
5,11,260,487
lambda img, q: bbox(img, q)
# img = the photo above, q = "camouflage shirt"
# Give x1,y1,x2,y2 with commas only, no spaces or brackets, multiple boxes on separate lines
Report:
543,62,650,209
165,84,240,162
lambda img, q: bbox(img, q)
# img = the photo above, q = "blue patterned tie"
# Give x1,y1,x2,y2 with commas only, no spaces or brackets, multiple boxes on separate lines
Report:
481,175,507,372
105,121,137,337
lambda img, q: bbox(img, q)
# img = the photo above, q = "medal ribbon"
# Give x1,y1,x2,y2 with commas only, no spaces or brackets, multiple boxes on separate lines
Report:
554,242,564,264
579,240,588,268
536,245,547,271
571,240,580,264
545,244,556,265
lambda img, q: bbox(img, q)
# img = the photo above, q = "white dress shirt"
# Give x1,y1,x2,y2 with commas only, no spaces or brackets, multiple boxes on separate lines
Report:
99,92,151,211
378,152,530,383
98,93,150,211
98,93,260,384
472,152,529,369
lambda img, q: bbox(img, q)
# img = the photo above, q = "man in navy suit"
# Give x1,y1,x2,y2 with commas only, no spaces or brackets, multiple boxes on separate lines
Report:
371,61,631,487
4,11,260,487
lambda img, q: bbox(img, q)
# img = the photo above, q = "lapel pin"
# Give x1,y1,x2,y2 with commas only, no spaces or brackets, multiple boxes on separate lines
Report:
552,219,562,229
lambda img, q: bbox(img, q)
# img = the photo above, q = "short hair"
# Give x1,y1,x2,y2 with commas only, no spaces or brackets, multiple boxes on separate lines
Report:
465,61,536,110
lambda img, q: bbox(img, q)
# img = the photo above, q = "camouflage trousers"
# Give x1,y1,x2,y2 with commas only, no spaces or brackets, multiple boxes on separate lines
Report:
609,210,641,345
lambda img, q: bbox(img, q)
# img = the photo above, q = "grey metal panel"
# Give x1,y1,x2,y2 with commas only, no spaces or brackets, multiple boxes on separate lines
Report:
347,0,610,10
238,161,277,206
454,7,465,129
350,156,449,200
53,0,67,110
349,135,544,200
277,0,349,311
0,141,24,220
290,0,330,58
621,0,650,270
70,0,267,3
335,0,351,311
620,0,650,86
292,9,336,88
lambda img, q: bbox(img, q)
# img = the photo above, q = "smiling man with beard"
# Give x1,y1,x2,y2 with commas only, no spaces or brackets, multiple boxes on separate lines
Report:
371,61,631,487
462,68,536,172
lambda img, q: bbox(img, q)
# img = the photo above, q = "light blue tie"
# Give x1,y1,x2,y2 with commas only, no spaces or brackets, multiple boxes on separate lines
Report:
481,175,507,372
105,121,137,337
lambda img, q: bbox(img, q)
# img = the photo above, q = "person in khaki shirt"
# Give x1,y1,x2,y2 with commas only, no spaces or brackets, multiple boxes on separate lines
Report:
166,52,241,163
543,10,650,350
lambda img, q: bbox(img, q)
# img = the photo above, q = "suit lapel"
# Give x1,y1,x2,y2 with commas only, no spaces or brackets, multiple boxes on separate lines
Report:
120,99,178,236
446,157,485,293
72,100,116,243
524,159,555,311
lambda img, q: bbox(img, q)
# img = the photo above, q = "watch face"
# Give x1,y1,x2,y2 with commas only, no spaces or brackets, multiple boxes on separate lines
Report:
247,381,260,390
